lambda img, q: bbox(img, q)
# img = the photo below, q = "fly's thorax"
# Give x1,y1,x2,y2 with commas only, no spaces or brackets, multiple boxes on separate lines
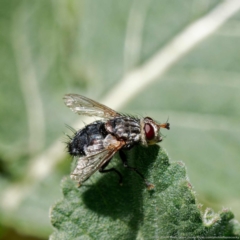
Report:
140,117,162,146
105,117,141,144
103,134,121,149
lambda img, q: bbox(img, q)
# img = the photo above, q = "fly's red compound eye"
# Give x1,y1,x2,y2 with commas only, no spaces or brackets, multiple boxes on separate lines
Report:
144,123,154,140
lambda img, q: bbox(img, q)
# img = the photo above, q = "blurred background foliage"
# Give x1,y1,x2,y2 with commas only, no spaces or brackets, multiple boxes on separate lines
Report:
0,0,240,239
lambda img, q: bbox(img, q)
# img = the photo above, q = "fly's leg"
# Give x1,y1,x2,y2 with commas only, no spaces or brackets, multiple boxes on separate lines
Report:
99,159,123,185
119,150,154,190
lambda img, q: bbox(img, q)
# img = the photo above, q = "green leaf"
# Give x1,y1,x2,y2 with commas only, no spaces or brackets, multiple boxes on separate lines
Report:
1,0,240,238
50,146,240,239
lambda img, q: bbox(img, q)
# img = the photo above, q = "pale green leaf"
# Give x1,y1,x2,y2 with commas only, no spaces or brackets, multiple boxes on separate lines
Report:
50,146,240,239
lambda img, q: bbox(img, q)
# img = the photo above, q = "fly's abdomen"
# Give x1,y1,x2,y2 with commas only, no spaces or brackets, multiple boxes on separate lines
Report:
105,117,141,145
67,121,108,156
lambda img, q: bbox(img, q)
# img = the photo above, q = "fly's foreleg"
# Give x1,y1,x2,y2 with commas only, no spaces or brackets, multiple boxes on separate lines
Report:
99,159,123,185
119,150,154,190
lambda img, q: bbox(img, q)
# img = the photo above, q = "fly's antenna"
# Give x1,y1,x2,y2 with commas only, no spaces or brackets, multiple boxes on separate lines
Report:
157,117,170,130
166,116,169,124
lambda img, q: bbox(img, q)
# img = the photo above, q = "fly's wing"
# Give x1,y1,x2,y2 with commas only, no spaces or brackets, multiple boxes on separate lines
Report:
71,135,125,185
63,94,121,118
71,149,116,184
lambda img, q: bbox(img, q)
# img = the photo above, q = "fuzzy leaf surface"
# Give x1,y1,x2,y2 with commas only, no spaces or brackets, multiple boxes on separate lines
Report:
50,146,240,239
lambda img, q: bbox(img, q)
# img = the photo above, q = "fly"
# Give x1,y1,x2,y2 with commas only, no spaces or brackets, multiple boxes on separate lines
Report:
63,94,170,189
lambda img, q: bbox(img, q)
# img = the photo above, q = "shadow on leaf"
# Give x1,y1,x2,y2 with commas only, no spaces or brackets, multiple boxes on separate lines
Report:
81,145,160,221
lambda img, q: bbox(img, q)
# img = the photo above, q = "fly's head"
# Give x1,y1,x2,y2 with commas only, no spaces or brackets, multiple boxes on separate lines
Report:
140,117,170,146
